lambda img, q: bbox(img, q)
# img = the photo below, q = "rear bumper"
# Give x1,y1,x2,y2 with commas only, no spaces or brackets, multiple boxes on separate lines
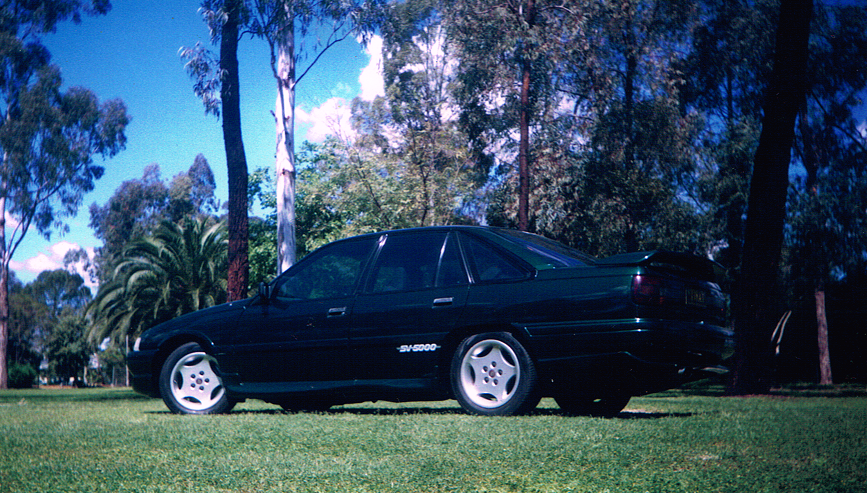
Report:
525,318,734,394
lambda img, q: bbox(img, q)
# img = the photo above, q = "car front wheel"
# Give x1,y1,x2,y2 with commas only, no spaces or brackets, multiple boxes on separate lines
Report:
159,342,234,415
451,332,540,416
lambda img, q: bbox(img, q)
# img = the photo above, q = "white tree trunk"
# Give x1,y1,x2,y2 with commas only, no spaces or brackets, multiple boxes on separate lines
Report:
275,18,296,274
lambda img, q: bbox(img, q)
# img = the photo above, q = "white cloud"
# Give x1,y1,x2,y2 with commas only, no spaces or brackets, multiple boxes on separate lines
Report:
296,97,353,142
359,35,385,102
4,211,22,231
296,35,385,143
9,241,97,290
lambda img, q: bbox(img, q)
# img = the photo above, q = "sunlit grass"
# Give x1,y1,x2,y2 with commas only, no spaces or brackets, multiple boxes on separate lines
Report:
1,386,865,492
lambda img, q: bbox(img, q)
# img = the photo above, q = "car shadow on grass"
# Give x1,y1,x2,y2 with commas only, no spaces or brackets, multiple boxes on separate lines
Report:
207,406,700,419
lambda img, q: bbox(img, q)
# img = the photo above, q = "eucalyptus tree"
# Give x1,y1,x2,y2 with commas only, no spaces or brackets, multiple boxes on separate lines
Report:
338,0,478,227
181,0,250,302
250,0,384,274
275,1,482,245
732,0,813,395
0,0,129,389
786,2,867,385
184,0,385,281
87,219,228,347
45,315,92,385
444,0,590,232
19,269,91,384
7,274,46,385
683,0,778,272
26,269,91,318
88,156,219,284
571,0,707,255
293,130,476,251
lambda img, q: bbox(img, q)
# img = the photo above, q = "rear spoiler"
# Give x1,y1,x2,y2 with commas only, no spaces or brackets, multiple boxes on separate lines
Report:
596,251,725,284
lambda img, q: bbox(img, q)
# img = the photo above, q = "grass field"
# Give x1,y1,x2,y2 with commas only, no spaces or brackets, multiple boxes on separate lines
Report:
1,385,866,492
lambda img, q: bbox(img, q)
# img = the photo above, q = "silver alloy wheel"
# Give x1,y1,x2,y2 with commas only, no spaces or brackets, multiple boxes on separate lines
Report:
458,339,520,409
169,351,226,412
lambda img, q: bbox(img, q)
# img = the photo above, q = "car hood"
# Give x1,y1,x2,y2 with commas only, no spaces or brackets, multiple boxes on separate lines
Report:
136,298,253,350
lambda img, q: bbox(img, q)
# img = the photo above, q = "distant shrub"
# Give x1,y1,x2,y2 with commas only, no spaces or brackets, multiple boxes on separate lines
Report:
8,363,37,388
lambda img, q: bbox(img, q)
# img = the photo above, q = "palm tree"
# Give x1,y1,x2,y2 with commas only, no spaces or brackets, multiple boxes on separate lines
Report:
88,218,228,346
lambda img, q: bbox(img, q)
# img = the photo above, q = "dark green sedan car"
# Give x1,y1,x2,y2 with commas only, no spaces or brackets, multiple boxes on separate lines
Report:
127,226,733,417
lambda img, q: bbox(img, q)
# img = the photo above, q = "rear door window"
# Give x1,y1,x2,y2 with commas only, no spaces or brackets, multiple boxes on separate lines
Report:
459,232,531,282
366,231,467,293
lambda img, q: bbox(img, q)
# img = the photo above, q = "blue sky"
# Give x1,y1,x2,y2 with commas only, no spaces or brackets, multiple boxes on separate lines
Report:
10,1,384,287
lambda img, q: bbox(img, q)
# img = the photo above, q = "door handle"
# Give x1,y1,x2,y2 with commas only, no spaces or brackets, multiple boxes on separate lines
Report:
327,307,347,317
432,297,454,307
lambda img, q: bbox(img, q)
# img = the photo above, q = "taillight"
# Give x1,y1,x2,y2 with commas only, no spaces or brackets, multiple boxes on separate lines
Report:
632,275,684,306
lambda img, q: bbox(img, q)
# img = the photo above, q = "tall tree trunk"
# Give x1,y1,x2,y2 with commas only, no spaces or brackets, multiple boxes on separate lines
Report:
730,0,813,394
622,12,639,253
275,4,297,273
221,0,250,301
517,0,536,232
0,191,8,389
799,107,833,385
815,288,833,384
518,57,531,232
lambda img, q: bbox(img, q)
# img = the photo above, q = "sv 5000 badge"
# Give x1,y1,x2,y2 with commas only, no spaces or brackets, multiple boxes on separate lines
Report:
398,344,440,353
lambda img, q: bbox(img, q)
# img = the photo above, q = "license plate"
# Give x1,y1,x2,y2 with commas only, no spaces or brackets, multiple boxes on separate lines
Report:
686,288,706,307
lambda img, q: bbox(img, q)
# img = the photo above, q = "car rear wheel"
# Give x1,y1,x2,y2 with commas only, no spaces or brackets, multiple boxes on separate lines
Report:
451,332,540,416
554,393,630,418
159,342,234,415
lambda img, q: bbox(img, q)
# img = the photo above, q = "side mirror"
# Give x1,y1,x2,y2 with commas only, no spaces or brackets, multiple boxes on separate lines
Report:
258,282,271,302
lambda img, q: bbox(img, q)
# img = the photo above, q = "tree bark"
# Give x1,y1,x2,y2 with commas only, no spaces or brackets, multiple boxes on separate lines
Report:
730,0,813,394
518,57,531,232
221,0,250,301
815,288,833,385
799,106,833,386
517,0,536,232
275,4,297,273
0,192,8,389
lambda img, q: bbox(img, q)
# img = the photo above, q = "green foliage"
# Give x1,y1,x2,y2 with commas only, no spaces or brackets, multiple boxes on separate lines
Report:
88,156,220,283
279,4,483,247
44,315,92,383
786,2,867,288
7,277,47,368
7,270,95,383
88,218,228,346
0,0,128,387
682,0,778,274
246,166,280,288
0,63,129,243
168,153,220,223
6,362,36,388
25,269,91,317
294,132,477,246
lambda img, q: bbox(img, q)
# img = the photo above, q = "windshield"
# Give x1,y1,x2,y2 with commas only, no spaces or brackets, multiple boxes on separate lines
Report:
489,229,596,269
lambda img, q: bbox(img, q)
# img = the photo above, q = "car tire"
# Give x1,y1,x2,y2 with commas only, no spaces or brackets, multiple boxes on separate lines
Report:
451,332,540,416
554,393,630,418
159,342,234,415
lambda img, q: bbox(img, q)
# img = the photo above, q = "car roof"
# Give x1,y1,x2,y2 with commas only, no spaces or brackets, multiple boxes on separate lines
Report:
332,226,595,268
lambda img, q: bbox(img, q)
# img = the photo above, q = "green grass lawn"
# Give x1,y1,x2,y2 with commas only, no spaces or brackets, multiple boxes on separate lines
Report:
1,386,865,492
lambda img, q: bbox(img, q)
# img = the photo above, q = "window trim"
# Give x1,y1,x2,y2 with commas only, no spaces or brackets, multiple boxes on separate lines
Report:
456,231,535,285
272,236,378,301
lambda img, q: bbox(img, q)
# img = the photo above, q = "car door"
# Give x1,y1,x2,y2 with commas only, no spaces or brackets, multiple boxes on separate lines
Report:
226,237,376,393
350,231,469,386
